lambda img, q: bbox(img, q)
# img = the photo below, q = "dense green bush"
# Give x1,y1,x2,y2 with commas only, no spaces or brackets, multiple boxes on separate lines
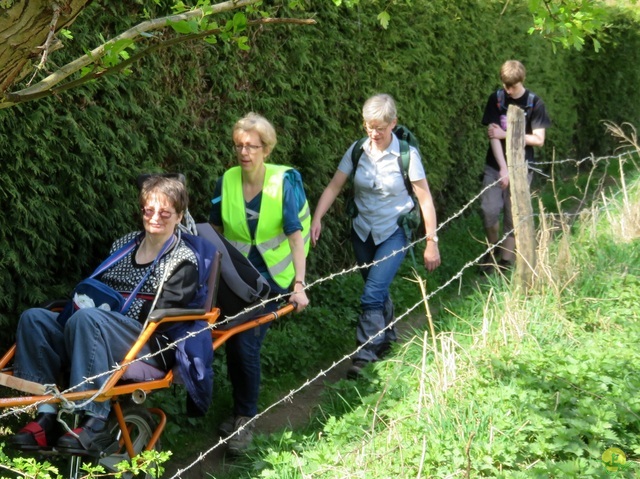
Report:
0,0,639,345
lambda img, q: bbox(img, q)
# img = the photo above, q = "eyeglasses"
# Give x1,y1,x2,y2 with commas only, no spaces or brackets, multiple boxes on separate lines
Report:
141,207,177,220
363,123,391,134
234,144,263,152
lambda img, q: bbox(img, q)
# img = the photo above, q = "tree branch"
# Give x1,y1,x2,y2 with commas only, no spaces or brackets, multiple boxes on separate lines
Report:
1,16,315,107
27,3,63,86
1,0,263,106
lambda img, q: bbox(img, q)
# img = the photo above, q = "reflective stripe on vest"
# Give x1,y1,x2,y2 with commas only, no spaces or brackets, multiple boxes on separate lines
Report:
221,164,310,289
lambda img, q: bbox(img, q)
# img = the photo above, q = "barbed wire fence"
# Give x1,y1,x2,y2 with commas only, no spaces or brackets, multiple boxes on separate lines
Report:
0,150,636,475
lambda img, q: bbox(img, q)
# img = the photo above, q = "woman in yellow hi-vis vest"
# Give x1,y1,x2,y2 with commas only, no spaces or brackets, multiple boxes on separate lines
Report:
209,113,310,454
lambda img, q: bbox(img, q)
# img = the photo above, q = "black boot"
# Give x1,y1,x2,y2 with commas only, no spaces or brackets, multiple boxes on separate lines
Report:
56,415,112,455
8,412,61,450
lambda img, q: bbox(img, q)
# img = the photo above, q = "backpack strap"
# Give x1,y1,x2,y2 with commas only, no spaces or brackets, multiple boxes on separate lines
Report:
89,236,140,278
497,89,506,113
498,88,536,114
350,137,368,177
526,92,536,111
124,233,177,316
351,136,413,194
397,139,413,195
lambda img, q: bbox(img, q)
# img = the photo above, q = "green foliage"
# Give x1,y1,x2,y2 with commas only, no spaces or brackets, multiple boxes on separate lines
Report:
0,0,638,476
0,443,170,479
527,0,611,51
244,175,640,478
1,0,639,349
0,0,639,423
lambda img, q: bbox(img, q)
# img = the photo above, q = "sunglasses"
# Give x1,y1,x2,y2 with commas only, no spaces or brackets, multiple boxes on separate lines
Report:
141,207,177,220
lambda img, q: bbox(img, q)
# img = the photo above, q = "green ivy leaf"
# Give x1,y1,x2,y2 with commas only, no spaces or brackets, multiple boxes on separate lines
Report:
168,19,198,34
377,11,391,29
232,12,248,32
237,36,250,51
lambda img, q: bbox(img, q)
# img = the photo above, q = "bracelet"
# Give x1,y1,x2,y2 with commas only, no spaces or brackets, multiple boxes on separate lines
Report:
295,280,307,287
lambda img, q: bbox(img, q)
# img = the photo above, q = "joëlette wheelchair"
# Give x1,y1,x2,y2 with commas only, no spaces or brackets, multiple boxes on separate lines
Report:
0,221,294,477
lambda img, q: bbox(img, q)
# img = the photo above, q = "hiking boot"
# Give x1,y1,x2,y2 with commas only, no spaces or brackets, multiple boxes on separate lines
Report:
227,416,255,455
376,341,394,360
218,415,236,437
478,251,498,275
497,259,513,272
56,415,112,455
346,359,370,380
8,412,62,450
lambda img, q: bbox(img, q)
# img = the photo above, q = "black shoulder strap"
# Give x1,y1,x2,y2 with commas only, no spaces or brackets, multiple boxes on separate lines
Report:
526,92,536,111
397,139,412,194
498,89,536,114
497,89,506,112
350,137,368,177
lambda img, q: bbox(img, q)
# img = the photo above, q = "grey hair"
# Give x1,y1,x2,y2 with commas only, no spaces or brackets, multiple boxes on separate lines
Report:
362,94,397,124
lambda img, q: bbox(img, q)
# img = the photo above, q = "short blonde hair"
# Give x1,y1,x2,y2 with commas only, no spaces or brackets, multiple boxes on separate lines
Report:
500,60,526,87
362,94,397,124
233,113,277,155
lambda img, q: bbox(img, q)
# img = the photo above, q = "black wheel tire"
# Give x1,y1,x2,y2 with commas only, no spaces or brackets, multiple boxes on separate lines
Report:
98,406,162,479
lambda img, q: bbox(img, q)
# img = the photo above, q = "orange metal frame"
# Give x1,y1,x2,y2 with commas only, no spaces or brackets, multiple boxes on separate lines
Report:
0,302,295,461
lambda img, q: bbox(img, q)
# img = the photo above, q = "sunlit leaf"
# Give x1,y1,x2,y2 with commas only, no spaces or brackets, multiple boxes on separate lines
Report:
377,11,391,29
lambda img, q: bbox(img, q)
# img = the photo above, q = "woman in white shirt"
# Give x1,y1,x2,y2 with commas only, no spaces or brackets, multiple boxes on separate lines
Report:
311,93,440,379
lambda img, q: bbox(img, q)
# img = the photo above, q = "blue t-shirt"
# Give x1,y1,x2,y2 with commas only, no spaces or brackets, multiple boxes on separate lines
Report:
209,168,306,292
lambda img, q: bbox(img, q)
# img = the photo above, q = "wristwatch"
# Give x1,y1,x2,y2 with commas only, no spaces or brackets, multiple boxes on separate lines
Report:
427,235,439,243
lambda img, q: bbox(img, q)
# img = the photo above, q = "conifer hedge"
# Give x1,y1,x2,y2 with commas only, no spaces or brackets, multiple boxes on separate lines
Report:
0,0,639,343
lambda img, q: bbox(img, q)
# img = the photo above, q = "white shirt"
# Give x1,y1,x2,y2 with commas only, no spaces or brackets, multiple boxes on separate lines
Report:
338,134,426,244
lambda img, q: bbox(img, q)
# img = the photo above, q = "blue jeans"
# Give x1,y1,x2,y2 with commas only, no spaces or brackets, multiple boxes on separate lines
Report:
225,293,282,418
14,308,162,418
351,227,407,361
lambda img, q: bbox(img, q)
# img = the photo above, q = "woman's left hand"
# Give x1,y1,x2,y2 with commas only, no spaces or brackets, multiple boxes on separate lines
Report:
290,283,309,312
424,242,441,272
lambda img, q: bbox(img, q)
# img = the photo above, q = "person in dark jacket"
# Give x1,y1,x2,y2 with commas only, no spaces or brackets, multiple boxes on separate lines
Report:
8,176,199,454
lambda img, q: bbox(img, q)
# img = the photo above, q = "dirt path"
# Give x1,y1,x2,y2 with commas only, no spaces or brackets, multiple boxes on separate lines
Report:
165,315,424,478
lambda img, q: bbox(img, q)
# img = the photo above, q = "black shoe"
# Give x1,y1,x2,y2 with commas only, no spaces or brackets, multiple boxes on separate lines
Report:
376,341,394,360
8,413,61,450
218,415,236,437
497,259,513,271
56,415,112,455
478,251,498,275
347,359,369,380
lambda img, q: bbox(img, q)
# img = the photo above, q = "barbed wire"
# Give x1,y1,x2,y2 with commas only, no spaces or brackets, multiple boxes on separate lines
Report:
0,149,613,418
168,231,517,479
6,151,627,417
0,150,630,468
0,168,510,419
529,149,637,168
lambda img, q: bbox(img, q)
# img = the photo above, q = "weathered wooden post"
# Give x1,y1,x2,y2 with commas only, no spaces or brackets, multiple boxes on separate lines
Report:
506,104,536,290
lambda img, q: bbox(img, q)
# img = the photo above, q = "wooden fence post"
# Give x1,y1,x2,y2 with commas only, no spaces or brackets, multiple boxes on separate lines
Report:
506,104,536,290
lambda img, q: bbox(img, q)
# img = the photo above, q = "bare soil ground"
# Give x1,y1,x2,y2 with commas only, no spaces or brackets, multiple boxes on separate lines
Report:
164,314,425,479
164,360,349,478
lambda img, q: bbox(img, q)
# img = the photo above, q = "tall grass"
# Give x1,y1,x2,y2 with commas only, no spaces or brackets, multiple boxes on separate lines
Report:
243,137,640,478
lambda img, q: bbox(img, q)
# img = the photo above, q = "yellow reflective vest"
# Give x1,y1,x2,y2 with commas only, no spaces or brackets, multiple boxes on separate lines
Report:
221,164,310,289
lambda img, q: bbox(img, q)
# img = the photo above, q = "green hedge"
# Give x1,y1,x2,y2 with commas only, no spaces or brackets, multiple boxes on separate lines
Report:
0,0,639,344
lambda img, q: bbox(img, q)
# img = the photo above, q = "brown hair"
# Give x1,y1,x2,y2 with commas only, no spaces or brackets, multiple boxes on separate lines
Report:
139,176,188,214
